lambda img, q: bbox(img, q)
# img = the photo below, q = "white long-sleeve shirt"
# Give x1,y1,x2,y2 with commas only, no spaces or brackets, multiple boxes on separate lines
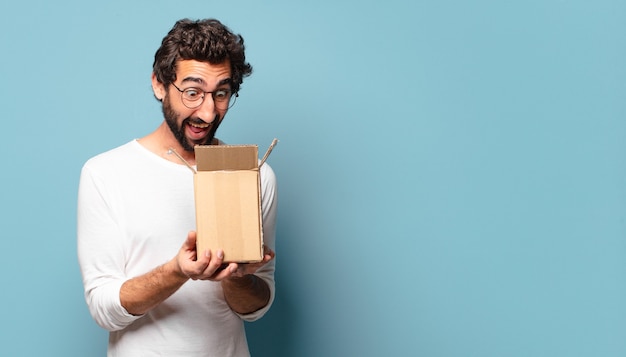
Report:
77,140,277,357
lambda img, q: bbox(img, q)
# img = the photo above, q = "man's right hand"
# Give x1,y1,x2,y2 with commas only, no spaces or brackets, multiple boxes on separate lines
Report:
175,231,238,281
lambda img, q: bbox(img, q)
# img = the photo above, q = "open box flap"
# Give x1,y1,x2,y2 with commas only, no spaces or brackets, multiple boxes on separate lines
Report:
195,145,258,171
169,138,278,172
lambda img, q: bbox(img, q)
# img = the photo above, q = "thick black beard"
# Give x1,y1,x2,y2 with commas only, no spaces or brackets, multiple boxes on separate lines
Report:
162,96,222,152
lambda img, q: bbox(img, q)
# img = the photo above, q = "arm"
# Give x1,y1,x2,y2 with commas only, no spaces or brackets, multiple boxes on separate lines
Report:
119,260,187,316
120,232,236,316
78,164,138,331
221,248,275,314
77,163,235,329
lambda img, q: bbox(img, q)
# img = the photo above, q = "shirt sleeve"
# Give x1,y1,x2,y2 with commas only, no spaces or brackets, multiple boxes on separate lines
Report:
236,162,278,322
77,162,142,331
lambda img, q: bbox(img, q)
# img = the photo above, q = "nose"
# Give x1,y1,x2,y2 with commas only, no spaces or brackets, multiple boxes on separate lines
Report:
194,94,218,123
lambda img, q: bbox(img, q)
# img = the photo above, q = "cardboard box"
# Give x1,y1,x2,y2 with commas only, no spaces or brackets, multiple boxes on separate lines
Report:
191,140,277,263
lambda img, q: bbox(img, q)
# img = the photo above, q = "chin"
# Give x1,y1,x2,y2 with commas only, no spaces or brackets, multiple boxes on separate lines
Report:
186,137,213,150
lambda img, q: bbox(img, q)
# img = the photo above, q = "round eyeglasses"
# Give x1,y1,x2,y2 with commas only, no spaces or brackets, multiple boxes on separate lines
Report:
171,83,238,110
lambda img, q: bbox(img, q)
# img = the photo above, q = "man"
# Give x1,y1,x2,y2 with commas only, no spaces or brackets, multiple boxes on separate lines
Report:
77,18,277,356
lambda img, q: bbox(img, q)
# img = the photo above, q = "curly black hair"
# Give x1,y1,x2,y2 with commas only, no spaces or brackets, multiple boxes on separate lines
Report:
153,18,253,94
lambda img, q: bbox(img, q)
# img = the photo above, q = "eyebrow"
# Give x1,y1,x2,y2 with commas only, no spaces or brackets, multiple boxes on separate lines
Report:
180,77,233,87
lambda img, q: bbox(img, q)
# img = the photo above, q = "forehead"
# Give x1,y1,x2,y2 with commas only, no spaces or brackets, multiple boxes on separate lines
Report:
175,59,232,86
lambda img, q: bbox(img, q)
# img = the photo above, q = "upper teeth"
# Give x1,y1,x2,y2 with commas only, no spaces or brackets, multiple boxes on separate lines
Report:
190,122,209,128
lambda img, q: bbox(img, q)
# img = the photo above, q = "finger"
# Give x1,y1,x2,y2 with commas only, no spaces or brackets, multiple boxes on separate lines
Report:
177,232,209,279
200,249,226,277
210,263,238,280
182,250,211,280
256,250,275,266
189,232,210,266
180,231,199,257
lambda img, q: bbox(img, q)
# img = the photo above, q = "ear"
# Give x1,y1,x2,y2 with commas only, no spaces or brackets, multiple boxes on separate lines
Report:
151,73,166,101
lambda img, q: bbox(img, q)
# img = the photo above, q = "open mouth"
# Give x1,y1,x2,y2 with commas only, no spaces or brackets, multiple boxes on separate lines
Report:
186,119,211,140
189,121,210,129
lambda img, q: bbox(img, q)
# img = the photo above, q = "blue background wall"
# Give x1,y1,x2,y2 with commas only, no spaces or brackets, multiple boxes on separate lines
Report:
1,0,625,356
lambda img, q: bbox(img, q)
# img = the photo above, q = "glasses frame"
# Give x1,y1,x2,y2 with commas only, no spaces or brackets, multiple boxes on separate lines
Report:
170,82,238,110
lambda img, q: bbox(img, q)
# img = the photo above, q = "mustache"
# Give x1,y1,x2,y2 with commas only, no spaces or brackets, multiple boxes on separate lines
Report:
185,115,220,126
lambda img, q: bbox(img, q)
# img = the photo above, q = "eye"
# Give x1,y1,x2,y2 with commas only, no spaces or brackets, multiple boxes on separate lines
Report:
183,88,202,100
213,89,230,101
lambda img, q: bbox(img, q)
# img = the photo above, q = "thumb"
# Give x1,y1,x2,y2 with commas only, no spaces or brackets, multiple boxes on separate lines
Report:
183,231,197,250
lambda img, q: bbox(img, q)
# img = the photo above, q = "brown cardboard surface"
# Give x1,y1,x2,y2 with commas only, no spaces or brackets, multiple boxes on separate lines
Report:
193,145,263,263
196,145,258,171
